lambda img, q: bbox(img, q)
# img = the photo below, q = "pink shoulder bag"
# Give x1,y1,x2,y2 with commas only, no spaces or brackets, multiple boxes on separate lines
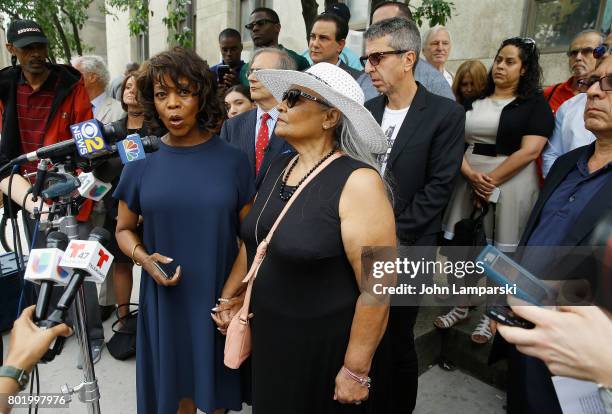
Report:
224,152,342,369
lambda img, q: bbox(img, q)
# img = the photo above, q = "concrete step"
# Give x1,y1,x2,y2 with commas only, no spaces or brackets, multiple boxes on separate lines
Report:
414,306,507,390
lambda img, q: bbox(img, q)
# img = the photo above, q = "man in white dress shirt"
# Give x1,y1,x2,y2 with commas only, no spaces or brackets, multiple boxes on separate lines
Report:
422,26,453,87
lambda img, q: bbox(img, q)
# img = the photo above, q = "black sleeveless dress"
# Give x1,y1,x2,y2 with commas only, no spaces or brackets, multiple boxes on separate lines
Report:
241,154,389,414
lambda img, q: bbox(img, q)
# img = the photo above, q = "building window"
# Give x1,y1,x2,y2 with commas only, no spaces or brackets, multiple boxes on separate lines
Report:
525,0,608,53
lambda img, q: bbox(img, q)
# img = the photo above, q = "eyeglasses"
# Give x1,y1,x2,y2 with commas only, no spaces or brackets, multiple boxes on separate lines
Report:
593,44,612,59
247,67,262,77
244,18,277,31
576,74,612,92
359,50,409,67
281,88,332,109
566,47,595,58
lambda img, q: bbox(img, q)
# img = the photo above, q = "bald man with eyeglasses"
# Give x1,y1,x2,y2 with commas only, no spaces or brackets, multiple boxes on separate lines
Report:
542,31,611,177
544,30,603,113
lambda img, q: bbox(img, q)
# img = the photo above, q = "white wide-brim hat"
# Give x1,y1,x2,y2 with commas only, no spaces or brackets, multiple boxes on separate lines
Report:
255,62,387,154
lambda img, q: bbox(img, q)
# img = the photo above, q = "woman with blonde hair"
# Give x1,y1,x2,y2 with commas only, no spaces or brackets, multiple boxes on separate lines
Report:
452,59,488,108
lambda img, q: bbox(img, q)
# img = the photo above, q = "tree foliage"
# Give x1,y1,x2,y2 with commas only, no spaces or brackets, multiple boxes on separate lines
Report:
0,0,94,63
106,0,193,49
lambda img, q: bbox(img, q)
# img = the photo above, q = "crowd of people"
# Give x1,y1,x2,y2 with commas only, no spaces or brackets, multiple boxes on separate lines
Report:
0,1,611,414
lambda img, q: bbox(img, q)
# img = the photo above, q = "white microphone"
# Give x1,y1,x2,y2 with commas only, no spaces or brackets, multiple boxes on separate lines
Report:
77,171,112,201
25,232,73,321
59,233,114,284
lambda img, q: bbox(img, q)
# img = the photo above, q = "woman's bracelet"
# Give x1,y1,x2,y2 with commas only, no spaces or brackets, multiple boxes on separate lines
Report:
342,366,371,389
131,243,143,266
217,298,231,304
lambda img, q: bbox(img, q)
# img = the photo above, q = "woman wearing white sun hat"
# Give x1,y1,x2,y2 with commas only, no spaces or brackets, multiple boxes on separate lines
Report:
213,62,396,413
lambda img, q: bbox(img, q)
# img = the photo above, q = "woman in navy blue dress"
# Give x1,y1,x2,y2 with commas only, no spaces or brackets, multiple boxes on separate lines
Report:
114,47,254,414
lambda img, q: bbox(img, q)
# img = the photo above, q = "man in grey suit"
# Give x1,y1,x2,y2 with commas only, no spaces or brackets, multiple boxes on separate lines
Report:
308,12,378,100
371,1,455,101
220,48,296,189
72,55,125,124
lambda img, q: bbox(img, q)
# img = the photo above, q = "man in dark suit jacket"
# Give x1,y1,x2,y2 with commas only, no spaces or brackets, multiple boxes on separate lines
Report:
494,55,612,414
308,12,378,101
363,17,465,413
220,47,295,188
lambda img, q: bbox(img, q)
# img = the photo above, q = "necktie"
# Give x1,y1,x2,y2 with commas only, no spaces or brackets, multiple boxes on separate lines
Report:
255,112,271,175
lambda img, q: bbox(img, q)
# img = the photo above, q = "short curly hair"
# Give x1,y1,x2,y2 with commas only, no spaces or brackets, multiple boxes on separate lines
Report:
137,47,224,132
483,37,543,100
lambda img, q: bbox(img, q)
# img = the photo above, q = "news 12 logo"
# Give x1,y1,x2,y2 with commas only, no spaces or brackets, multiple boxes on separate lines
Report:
70,120,108,158
118,134,146,164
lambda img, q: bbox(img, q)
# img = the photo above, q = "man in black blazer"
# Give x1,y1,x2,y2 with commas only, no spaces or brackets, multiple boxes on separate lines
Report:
495,56,612,414
363,17,465,413
220,48,295,188
308,12,378,101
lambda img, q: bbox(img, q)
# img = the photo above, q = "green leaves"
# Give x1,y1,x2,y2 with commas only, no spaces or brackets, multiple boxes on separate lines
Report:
412,0,455,27
0,0,94,62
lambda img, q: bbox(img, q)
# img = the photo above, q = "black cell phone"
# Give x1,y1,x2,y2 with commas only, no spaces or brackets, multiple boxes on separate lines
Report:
486,305,535,329
152,260,179,280
217,65,231,84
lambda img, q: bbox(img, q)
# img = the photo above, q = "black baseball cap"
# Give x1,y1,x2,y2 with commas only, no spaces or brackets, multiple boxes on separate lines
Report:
325,3,351,23
7,20,49,48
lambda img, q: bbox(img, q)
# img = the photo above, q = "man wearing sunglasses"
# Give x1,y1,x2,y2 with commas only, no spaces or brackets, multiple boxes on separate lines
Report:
370,1,454,100
544,30,603,113
363,17,465,414
542,31,611,178
238,7,309,86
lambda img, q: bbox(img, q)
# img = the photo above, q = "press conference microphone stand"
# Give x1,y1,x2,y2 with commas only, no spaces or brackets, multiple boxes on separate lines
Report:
36,172,104,414
59,209,102,414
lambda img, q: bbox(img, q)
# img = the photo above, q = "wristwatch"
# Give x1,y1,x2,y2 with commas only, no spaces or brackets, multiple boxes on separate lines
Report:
0,366,30,391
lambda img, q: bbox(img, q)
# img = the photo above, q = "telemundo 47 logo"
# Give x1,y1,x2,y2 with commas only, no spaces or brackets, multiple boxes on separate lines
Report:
118,134,146,164
70,120,108,158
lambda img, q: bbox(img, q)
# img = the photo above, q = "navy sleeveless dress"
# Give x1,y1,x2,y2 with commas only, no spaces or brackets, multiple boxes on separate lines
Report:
241,154,390,414
114,135,254,414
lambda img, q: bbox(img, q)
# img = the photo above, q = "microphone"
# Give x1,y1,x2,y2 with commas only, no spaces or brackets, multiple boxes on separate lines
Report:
24,231,72,321
59,227,114,284
38,227,113,361
31,158,50,202
76,171,112,201
10,121,117,165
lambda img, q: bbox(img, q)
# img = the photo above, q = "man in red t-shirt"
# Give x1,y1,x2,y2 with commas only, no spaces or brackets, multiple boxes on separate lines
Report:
544,30,602,113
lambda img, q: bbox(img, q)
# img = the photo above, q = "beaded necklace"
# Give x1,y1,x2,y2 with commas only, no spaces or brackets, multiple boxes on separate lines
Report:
278,147,337,201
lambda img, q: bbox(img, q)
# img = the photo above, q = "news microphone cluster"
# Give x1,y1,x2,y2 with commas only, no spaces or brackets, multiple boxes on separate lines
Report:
28,227,114,362
9,119,160,166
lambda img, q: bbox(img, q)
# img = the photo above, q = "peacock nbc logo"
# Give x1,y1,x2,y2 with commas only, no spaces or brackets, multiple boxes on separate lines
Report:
30,251,52,274
122,138,141,162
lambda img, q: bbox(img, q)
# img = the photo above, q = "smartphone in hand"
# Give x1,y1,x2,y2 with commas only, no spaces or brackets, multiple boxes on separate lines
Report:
152,260,179,280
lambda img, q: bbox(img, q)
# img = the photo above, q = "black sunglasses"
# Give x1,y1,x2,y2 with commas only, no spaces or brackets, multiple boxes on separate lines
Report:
282,89,332,108
245,18,277,31
359,49,410,67
576,74,612,92
593,44,612,59
566,47,595,58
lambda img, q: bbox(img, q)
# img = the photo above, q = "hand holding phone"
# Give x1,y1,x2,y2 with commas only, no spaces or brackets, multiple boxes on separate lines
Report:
142,253,181,286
